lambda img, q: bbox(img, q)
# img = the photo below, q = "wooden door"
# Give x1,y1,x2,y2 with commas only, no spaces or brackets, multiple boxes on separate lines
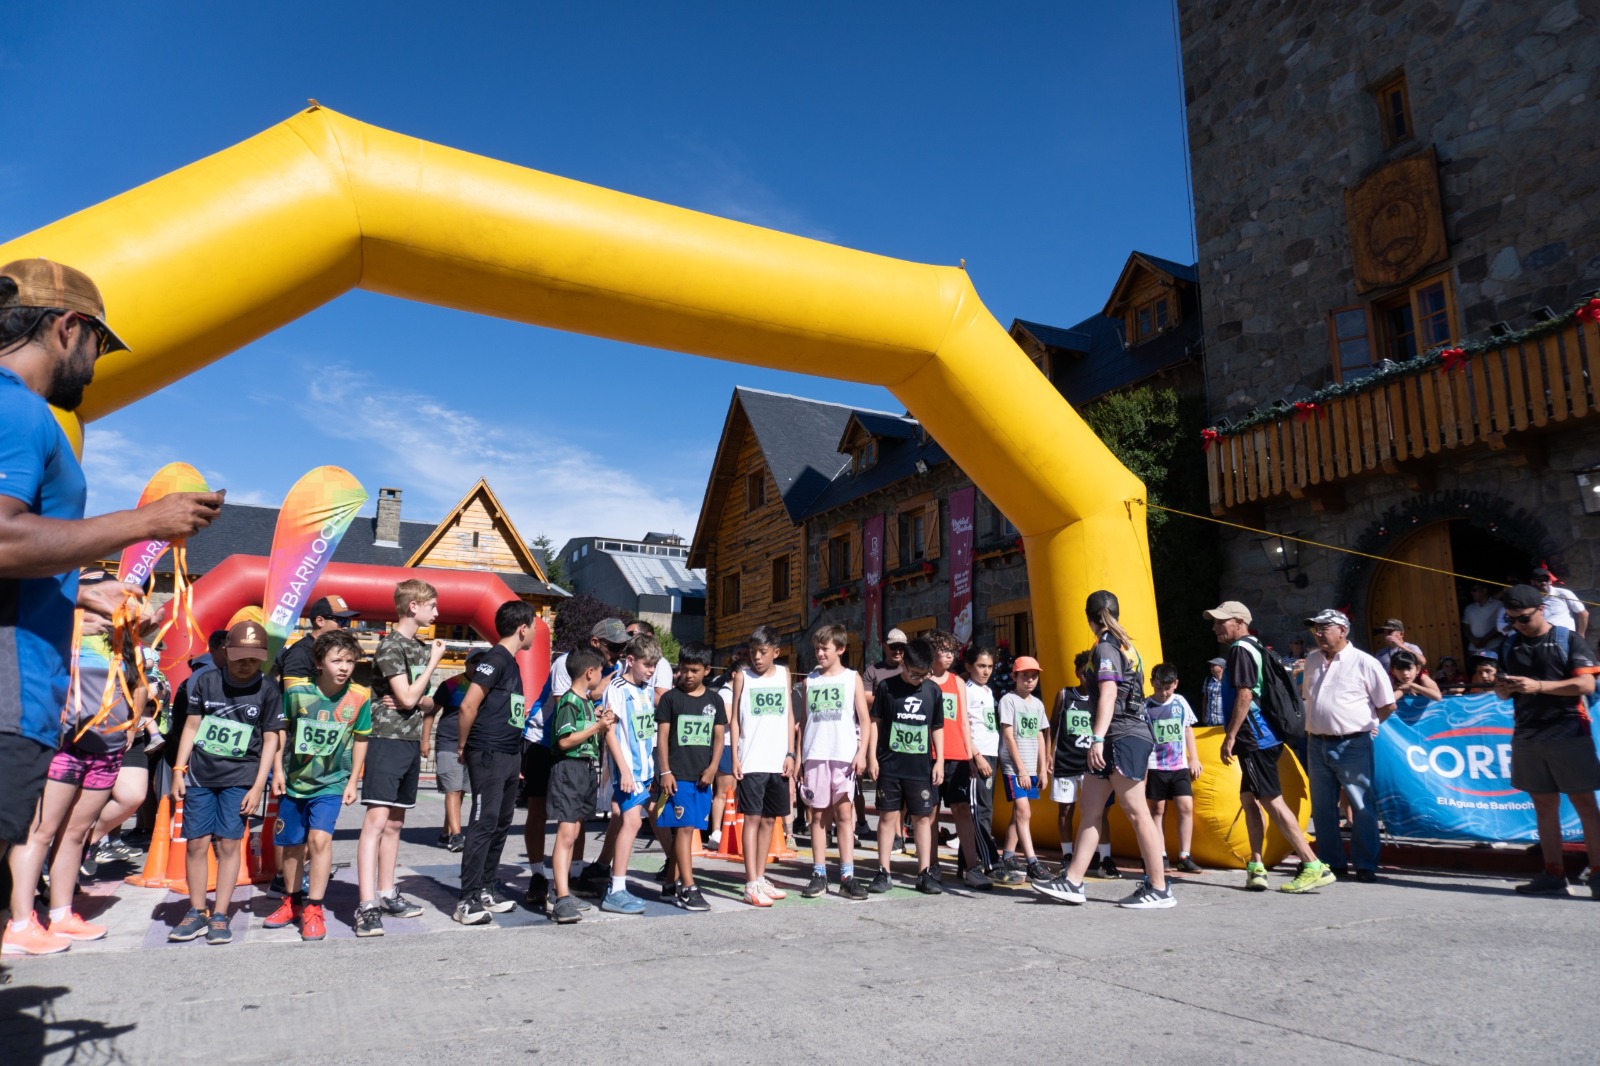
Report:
1366,521,1462,664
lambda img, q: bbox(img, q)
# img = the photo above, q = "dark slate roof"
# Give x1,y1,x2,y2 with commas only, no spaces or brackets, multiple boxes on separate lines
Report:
1013,318,1094,353
846,410,918,442
1133,251,1199,283
1014,310,1200,408
735,387,860,522
799,433,951,520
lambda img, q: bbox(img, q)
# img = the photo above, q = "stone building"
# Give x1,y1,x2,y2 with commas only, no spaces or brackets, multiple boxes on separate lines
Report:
1182,1,1600,658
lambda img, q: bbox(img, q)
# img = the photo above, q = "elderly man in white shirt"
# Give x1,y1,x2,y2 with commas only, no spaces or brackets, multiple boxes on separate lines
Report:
1301,608,1397,883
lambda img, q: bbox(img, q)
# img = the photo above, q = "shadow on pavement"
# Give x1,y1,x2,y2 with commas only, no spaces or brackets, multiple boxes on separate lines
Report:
0,983,137,1066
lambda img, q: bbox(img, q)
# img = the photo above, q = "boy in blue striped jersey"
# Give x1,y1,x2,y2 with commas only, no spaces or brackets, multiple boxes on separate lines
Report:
597,635,662,915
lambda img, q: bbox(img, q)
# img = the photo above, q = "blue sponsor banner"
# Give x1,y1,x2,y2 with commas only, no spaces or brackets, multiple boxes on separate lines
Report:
1376,693,1598,842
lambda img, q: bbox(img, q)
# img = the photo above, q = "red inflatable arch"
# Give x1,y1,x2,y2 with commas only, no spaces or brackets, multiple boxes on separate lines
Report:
158,555,550,697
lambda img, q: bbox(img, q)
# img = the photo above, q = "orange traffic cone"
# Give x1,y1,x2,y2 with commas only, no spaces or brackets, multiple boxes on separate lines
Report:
767,817,797,863
125,795,172,888
158,796,216,894
704,783,745,861
245,794,280,885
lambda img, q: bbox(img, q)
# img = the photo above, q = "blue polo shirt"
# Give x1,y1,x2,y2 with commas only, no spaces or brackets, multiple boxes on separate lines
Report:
0,367,87,747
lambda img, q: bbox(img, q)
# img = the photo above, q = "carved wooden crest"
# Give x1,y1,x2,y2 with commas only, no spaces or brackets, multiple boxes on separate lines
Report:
1345,148,1447,292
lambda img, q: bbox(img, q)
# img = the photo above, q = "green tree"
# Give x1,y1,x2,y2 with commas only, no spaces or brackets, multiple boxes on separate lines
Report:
532,533,567,589
653,626,682,667
1081,386,1221,705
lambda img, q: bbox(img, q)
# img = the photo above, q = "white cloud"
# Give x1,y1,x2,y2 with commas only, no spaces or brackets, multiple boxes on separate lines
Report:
664,140,839,244
80,427,273,515
302,365,701,549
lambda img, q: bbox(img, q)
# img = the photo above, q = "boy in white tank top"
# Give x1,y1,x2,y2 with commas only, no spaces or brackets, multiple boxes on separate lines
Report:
797,624,871,900
728,626,798,907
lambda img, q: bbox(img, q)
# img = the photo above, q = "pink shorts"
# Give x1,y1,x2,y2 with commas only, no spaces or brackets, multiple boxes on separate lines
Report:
799,759,855,809
48,743,125,791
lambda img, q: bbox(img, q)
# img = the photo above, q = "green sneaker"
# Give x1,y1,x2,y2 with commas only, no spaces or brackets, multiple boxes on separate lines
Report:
1280,860,1336,894
1245,861,1269,891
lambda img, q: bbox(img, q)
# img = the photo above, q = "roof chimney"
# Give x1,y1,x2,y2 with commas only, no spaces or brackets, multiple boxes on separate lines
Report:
375,487,402,547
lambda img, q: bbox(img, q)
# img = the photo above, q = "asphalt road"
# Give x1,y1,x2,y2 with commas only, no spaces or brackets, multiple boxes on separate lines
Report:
3,792,1595,1066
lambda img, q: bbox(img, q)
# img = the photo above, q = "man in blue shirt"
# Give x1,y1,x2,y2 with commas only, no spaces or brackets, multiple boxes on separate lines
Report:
0,259,222,872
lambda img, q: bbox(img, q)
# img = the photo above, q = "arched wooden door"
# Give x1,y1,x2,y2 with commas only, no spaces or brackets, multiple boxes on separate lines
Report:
1366,521,1462,663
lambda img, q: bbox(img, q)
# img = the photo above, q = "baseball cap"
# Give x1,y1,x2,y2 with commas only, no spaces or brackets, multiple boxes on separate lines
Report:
0,258,129,354
1011,655,1041,673
1503,584,1544,611
1373,618,1405,633
1531,567,1554,581
226,620,269,661
307,594,358,621
591,618,629,644
885,628,909,646
1202,601,1252,625
1206,657,1226,667
1304,608,1350,629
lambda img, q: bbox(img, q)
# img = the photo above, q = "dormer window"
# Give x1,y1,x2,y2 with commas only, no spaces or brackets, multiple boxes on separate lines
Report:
853,439,878,473
1132,296,1172,343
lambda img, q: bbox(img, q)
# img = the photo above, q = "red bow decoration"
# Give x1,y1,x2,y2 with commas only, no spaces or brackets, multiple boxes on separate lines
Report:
1539,560,1561,584
1292,401,1318,421
1201,427,1219,450
1578,299,1600,324
1438,347,1467,373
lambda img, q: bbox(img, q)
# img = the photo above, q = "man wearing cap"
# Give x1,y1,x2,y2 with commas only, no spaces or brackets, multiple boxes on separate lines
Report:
1301,609,1396,883
1530,568,1587,639
274,595,359,684
863,628,909,710
0,259,222,879
1494,584,1600,897
1372,619,1425,672
1205,600,1333,893
1200,658,1227,726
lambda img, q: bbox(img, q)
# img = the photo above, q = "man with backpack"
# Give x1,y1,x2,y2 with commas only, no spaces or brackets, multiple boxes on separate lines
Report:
1204,601,1334,894
1301,608,1396,883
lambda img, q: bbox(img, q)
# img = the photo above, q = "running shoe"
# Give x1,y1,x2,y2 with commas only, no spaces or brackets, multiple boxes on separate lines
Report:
98,837,137,864
600,889,646,915
964,867,994,890
46,912,106,941
300,903,327,941
143,731,166,755
676,885,711,912
353,905,385,937
205,913,233,945
991,865,1027,886
1117,880,1177,909
867,869,893,894
479,887,516,914
78,848,97,879
453,896,492,925
839,876,869,901
1033,875,1086,905
1100,855,1122,880
2,915,71,956
1026,859,1052,885
758,878,788,900
926,864,944,884
915,869,942,895
1176,856,1203,874
168,907,210,942
446,832,465,853
264,874,289,899
263,897,299,929
573,863,610,898
1355,869,1378,884
525,872,550,913
1514,872,1570,896
801,874,829,898
1280,860,1336,893
1245,861,1270,891
550,895,584,924
891,835,906,854
379,891,424,919
436,831,452,846
741,884,773,908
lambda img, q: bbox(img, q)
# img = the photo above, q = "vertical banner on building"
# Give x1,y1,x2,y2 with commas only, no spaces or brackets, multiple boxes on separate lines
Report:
948,486,976,645
260,466,369,661
862,514,885,666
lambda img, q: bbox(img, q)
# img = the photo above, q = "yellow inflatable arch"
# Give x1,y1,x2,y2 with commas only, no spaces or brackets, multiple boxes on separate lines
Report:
1,105,1299,860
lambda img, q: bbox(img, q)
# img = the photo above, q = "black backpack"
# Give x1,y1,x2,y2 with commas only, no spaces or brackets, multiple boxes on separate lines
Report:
1236,636,1306,740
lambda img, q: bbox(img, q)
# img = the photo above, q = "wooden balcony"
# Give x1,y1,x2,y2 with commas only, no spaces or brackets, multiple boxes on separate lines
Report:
1205,317,1600,513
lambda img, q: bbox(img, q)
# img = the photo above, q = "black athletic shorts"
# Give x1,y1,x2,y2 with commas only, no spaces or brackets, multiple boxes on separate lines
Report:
1088,733,1154,782
1145,767,1194,801
0,733,54,845
120,738,149,773
939,759,972,808
877,774,936,817
521,741,556,799
1511,733,1600,794
736,771,791,818
361,737,421,808
1237,745,1283,800
547,757,597,824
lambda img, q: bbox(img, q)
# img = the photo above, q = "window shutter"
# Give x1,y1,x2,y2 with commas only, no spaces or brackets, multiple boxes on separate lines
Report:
885,514,901,570
924,499,941,560
818,540,832,589
850,528,863,579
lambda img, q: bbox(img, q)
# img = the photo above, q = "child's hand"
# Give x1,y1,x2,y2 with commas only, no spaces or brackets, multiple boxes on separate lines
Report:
867,757,879,780
931,762,944,787
972,754,991,779
241,787,261,814
1018,773,1032,791
598,709,616,731
731,757,743,781
429,639,448,663
699,769,716,787
271,775,286,797
851,752,867,776
171,774,186,800
1189,758,1203,780
619,773,637,795
342,782,358,805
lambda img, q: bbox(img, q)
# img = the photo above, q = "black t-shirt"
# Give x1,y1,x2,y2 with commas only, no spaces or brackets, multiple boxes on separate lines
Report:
275,638,316,685
872,675,944,780
1094,633,1153,742
432,674,467,747
1052,687,1094,777
462,645,524,755
657,687,727,780
185,668,284,788
1499,625,1600,742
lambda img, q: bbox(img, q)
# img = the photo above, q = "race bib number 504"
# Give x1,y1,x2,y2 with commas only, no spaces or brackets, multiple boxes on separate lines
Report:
889,722,928,754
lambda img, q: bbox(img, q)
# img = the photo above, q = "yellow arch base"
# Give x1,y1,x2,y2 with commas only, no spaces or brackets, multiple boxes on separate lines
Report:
3,105,1169,853
992,729,1311,868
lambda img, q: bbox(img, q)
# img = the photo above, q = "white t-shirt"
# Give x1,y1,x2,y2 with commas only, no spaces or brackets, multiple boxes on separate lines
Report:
736,665,791,774
1542,586,1585,631
801,669,861,762
650,657,673,693
1461,600,1504,641
965,680,999,758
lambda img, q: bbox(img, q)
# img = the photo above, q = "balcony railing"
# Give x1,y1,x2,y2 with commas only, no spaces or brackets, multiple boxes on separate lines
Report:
1205,317,1600,512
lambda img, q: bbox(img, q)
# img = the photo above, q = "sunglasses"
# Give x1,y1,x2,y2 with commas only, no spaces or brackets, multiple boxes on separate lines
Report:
1506,610,1541,625
67,312,115,357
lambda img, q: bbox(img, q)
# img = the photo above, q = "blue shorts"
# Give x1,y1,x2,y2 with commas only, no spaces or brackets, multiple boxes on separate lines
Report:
274,794,343,846
612,782,655,814
1002,774,1040,802
182,785,248,841
655,780,713,829
718,746,734,775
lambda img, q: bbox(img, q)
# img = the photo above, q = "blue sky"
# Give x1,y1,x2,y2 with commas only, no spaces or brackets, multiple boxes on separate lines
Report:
2,2,1195,550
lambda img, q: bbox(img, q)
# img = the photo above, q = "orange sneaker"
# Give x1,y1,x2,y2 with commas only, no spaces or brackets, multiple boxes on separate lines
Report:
3,915,72,955
263,897,299,929
742,884,773,907
300,903,327,941
47,912,107,942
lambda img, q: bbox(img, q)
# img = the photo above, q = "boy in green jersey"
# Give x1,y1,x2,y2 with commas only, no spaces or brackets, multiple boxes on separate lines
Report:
545,649,614,924
264,630,371,941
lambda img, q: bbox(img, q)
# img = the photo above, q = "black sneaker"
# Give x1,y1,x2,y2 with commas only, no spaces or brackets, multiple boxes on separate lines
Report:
378,891,423,919
1101,855,1122,880
1176,855,1203,874
549,895,583,924
891,835,905,854
1026,860,1052,885
436,832,452,847
926,865,943,884
525,872,550,912
446,832,465,853
353,905,384,937
79,846,97,879
915,868,942,895
453,896,492,925
1354,869,1378,884
801,874,829,898
839,876,869,900
1117,879,1176,909
479,887,516,914
264,874,289,899
867,869,893,894
1514,872,1570,895
676,885,711,912
573,863,610,898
